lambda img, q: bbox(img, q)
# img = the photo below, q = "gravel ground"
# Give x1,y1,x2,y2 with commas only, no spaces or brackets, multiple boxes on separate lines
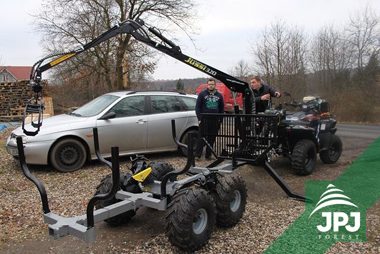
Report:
0,128,379,253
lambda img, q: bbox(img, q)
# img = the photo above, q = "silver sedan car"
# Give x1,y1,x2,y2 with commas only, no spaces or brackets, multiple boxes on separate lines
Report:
6,91,199,172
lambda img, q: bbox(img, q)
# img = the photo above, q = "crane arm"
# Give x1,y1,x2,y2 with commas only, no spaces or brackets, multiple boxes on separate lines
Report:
24,18,253,136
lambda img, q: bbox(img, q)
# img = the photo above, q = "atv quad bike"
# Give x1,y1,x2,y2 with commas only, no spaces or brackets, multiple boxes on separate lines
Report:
199,93,342,176
275,94,342,175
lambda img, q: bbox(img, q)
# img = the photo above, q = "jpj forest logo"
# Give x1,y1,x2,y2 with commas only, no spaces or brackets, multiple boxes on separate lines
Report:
309,184,363,241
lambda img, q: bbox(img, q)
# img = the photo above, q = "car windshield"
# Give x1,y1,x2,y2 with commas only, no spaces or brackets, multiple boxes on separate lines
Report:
70,95,119,117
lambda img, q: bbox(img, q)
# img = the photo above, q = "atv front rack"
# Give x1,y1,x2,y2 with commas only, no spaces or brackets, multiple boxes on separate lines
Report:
200,112,310,202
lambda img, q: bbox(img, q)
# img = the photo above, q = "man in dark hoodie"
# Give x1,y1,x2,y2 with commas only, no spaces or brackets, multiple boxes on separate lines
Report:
250,76,281,113
195,78,224,159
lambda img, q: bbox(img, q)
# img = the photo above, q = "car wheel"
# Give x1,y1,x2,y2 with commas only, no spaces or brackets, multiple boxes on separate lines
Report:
50,138,87,172
180,129,199,156
291,139,317,176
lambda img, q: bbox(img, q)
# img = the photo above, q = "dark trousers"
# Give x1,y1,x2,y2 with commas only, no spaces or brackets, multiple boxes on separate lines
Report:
196,118,220,158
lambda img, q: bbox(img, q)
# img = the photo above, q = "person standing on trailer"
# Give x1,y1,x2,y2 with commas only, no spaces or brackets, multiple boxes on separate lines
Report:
195,78,224,159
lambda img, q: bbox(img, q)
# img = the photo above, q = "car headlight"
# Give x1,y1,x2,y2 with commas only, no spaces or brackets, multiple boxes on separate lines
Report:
10,133,28,144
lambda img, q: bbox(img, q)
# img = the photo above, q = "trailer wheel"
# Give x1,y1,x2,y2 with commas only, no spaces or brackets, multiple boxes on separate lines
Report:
149,162,176,181
213,174,247,227
94,173,138,227
166,188,216,252
291,139,317,175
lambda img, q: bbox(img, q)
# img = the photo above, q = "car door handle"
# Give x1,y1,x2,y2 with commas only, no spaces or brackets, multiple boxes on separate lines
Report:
136,119,147,124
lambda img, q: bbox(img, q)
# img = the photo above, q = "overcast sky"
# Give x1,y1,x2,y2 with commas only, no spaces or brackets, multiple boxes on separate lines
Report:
1,0,379,80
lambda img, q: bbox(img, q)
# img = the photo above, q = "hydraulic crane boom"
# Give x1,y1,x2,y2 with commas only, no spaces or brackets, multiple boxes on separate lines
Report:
24,18,254,136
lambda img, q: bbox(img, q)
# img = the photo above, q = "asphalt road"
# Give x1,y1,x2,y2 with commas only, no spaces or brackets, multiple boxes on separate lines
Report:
337,123,380,139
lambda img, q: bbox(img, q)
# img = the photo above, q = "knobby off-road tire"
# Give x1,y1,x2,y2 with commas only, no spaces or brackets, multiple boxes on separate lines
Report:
319,134,342,164
291,139,317,176
165,188,216,252
94,173,137,227
213,173,247,227
148,162,176,181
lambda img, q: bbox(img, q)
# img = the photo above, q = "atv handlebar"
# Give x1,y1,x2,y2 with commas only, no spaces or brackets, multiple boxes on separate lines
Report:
284,101,302,108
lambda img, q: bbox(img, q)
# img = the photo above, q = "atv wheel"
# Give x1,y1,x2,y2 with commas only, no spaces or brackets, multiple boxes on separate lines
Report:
214,174,247,227
319,134,342,164
166,188,216,252
94,173,138,226
291,139,317,176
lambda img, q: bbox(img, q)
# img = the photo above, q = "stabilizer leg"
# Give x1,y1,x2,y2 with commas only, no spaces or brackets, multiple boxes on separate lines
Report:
263,161,312,203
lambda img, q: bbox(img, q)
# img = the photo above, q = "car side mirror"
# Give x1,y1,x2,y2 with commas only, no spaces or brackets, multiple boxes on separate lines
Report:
99,111,116,120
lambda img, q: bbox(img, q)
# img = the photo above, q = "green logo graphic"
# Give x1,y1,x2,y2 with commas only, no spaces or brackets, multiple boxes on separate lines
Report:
308,183,364,242
205,96,219,110
265,137,380,254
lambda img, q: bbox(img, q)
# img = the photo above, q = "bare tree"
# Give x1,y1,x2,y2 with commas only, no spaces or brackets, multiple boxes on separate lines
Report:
253,22,289,86
307,8,380,122
251,8,379,122
252,21,307,96
230,59,251,81
309,25,353,92
36,0,196,98
346,6,380,74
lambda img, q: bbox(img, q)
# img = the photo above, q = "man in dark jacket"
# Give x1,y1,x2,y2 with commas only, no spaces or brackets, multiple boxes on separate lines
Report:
250,76,281,113
195,78,224,159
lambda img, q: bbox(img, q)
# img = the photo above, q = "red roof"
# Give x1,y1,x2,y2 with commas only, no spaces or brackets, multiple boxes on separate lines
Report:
0,66,32,80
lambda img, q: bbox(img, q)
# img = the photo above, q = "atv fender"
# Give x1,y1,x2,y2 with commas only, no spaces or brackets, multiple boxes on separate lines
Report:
319,132,336,152
285,126,318,152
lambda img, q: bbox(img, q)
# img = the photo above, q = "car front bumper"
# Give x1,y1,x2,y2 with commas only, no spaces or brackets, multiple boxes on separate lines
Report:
6,136,53,165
